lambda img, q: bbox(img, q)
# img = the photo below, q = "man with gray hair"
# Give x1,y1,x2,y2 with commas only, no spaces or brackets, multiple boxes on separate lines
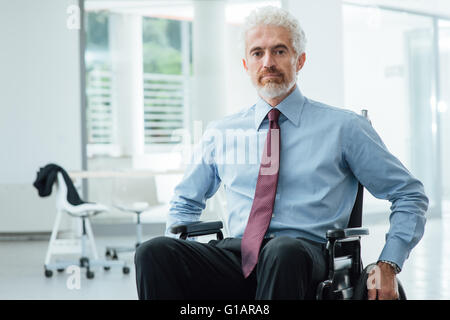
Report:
135,6,427,300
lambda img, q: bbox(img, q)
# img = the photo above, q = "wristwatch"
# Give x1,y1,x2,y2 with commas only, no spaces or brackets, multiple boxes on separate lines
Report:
378,260,401,274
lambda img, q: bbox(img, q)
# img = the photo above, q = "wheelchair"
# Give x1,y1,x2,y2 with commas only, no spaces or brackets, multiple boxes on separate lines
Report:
170,182,407,300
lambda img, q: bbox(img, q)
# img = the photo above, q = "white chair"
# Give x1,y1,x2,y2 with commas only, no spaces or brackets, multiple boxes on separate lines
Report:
44,172,130,279
105,177,159,260
104,202,148,260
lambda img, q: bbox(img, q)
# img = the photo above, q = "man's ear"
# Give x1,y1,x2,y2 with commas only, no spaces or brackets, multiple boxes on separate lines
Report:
296,52,306,72
242,58,248,72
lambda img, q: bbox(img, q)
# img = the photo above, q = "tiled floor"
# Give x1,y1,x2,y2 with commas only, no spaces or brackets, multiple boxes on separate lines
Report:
0,215,448,300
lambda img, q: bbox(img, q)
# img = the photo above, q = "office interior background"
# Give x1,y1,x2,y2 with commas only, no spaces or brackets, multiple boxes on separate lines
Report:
0,0,449,300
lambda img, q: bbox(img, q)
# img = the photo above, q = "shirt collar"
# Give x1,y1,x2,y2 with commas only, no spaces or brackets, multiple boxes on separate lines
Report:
254,86,306,130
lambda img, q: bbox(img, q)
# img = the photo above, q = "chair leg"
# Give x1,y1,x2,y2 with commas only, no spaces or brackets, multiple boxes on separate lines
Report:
80,218,87,258
85,216,99,260
136,212,142,247
80,217,95,279
45,209,63,266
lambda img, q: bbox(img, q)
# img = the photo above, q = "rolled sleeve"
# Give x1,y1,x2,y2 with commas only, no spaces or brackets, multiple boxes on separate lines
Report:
343,113,428,269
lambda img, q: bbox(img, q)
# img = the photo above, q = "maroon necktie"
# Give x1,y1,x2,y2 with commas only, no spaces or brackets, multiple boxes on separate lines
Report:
241,108,281,278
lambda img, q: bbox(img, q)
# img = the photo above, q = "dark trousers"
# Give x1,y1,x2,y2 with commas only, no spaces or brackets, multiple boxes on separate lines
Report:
134,235,328,300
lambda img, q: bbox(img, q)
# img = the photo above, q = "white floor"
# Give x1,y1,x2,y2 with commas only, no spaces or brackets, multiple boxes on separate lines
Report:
0,235,139,300
0,215,448,300
360,214,450,300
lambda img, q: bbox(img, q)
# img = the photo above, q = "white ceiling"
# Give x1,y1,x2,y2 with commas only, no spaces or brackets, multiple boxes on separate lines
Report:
85,0,281,24
85,0,450,20
345,0,450,18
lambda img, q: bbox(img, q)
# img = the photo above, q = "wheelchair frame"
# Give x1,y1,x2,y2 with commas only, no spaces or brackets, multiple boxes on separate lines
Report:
170,183,406,300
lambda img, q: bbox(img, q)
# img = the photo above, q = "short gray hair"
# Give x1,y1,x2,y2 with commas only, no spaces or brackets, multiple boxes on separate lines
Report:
242,6,307,57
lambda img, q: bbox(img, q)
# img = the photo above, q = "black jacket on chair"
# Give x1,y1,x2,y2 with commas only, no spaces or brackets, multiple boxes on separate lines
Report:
33,163,85,206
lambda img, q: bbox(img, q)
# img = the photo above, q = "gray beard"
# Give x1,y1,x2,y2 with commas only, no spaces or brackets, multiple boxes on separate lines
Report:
256,74,297,100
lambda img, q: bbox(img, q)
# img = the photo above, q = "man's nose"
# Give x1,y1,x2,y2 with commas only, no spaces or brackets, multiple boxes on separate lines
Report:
262,52,276,69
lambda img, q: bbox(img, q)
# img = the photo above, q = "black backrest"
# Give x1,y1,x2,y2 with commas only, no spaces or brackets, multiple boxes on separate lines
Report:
347,182,364,228
347,109,369,229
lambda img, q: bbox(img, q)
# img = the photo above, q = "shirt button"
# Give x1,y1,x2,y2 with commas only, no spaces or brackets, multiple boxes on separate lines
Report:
272,213,276,218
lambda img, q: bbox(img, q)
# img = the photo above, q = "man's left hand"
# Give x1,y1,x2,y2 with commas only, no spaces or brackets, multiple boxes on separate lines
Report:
367,262,399,300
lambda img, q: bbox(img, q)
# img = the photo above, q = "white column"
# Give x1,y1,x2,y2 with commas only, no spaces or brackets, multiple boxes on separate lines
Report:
225,23,258,115
282,0,344,107
109,13,145,157
191,0,226,221
192,0,227,128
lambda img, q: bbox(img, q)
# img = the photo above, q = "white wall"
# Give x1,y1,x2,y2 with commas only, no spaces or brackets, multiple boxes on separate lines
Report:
224,0,345,114
0,0,82,232
282,0,345,107
225,23,258,115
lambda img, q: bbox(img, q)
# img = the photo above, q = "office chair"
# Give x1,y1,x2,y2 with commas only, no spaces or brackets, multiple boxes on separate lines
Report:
104,177,159,262
104,202,148,262
169,110,407,300
43,170,130,279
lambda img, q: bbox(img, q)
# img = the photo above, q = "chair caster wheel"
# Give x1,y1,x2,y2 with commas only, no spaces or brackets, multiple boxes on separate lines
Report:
104,266,111,271
45,269,53,278
80,257,89,267
122,266,130,274
86,270,95,279
57,268,65,273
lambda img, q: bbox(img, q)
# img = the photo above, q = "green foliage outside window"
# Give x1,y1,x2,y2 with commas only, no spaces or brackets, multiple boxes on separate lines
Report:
143,18,182,74
85,12,189,75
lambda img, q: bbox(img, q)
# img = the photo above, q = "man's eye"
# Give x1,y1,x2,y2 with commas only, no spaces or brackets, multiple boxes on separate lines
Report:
252,52,262,57
275,50,285,55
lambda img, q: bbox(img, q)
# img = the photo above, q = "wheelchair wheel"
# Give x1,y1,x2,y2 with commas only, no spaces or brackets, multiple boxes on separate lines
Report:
397,279,407,300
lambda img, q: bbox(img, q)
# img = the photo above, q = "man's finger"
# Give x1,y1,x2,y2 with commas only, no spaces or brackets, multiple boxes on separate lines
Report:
367,288,377,300
378,287,399,300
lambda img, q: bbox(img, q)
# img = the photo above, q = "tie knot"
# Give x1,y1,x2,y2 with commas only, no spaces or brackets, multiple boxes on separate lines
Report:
268,108,281,123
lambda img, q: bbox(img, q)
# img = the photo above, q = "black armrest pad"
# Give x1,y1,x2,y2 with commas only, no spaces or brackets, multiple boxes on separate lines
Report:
170,221,223,235
326,227,369,240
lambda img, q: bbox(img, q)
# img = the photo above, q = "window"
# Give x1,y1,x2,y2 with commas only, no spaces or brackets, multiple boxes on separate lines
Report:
142,18,191,147
84,8,192,159
85,11,115,154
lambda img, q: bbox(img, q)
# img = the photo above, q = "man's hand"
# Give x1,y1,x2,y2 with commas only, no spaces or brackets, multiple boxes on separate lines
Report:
367,262,399,300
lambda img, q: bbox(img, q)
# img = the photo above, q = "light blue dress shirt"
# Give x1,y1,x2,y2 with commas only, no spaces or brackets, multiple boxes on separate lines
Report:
166,87,428,270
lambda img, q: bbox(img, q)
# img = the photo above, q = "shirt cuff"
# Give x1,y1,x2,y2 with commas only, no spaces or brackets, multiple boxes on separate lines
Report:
377,260,401,274
378,237,410,271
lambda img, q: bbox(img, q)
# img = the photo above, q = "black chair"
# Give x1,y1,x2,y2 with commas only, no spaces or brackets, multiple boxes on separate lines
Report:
170,182,407,300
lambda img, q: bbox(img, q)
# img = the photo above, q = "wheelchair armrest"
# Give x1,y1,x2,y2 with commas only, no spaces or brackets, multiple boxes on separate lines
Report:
326,227,369,241
170,221,223,239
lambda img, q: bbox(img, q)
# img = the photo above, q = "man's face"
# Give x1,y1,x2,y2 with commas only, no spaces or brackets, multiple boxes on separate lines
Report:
243,25,305,100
